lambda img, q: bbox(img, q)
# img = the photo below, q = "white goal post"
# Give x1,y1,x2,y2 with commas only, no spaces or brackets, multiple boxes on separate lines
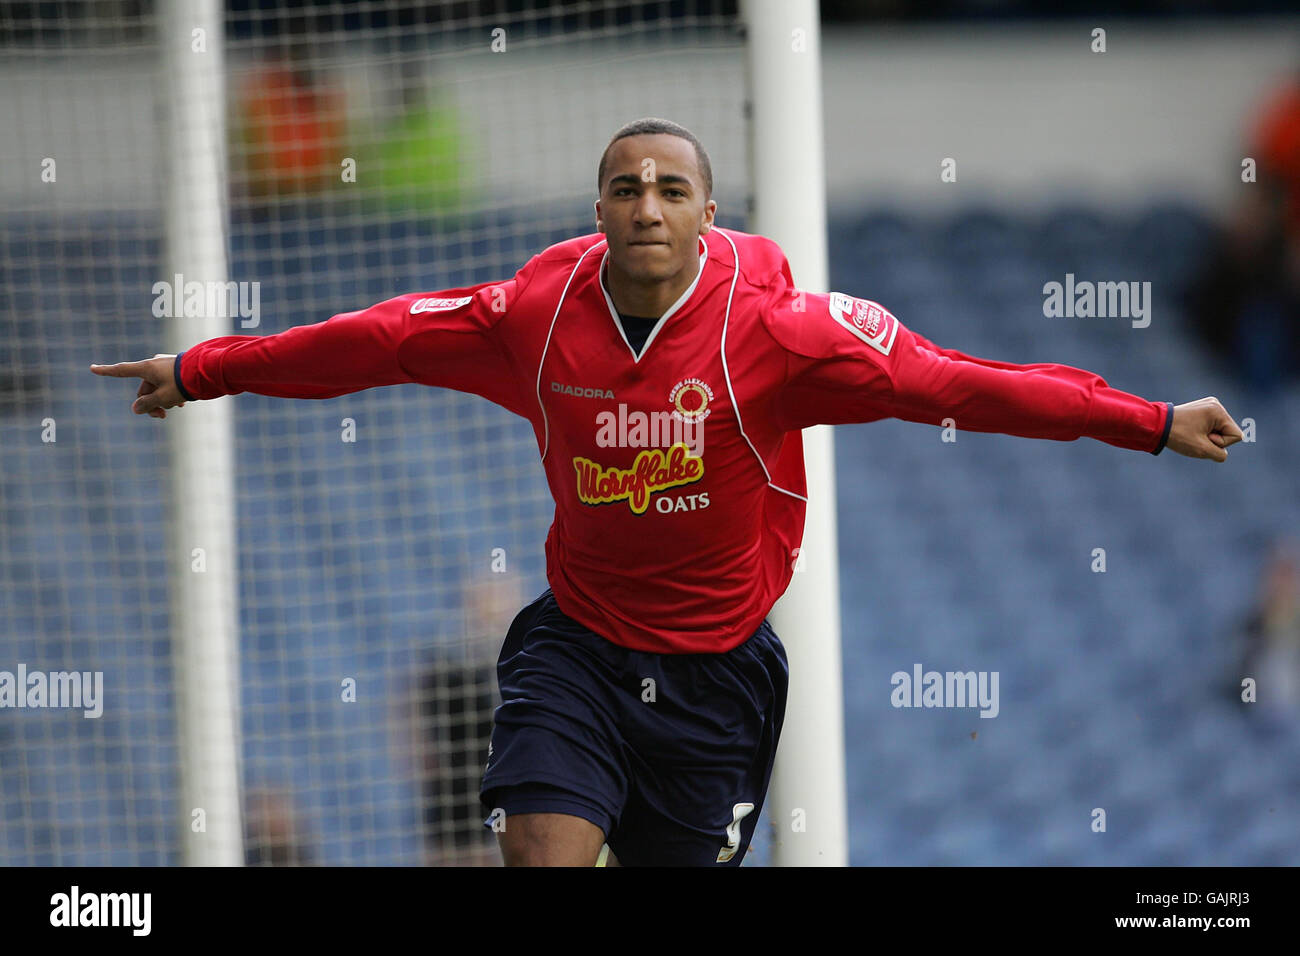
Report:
742,0,849,867
162,0,243,866
2,0,846,868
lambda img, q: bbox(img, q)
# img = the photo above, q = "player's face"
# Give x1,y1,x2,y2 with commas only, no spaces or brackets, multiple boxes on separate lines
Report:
595,134,716,283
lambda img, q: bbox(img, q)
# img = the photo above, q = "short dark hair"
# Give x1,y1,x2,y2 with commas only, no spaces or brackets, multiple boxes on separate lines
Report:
597,117,713,198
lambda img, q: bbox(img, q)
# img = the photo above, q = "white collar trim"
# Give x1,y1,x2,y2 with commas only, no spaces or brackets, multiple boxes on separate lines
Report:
598,237,708,364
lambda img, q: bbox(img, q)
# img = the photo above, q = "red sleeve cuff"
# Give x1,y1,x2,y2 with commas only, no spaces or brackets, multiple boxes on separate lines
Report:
175,340,235,400
1085,388,1171,453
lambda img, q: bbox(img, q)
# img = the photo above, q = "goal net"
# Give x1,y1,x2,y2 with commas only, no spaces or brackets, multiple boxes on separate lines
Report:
0,0,754,865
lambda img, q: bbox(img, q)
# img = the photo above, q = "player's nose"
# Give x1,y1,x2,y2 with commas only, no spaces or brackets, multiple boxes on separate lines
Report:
633,195,663,224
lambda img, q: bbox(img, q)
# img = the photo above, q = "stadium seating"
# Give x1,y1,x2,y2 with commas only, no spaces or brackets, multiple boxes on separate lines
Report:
2,201,1297,865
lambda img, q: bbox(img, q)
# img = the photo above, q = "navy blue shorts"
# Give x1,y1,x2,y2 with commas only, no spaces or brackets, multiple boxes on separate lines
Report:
480,589,789,866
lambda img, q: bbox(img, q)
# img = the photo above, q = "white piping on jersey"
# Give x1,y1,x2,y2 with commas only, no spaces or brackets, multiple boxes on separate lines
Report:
597,239,708,364
715,229,809,504
535,239,608,463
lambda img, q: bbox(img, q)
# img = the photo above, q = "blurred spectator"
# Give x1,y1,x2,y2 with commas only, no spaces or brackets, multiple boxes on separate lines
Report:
1230,539,1300,721
1187,69,1300,394
358,57,478,217
396,577,524,866
233,43,346,205
244,787,315,866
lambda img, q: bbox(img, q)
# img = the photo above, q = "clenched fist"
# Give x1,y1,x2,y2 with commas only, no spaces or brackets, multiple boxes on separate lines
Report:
1166,397,1243,463
90,354,186,419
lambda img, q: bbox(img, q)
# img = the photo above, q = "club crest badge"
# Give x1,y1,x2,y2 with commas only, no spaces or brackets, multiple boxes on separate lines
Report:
669,378,713,424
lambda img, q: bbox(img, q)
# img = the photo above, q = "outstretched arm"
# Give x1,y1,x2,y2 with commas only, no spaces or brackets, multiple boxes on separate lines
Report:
904,331,1243,460
765,288,1244,461
887,331,1244,460
90,302,427,416
91,260,540,419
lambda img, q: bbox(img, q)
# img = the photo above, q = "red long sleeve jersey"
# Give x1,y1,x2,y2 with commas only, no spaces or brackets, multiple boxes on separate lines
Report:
177,228,1174,654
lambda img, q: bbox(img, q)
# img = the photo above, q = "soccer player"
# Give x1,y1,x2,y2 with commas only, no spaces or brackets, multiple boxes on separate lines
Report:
92,117,1244,867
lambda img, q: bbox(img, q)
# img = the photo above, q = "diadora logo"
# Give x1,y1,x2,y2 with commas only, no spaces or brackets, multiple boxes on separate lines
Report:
552,381,616,399
410,296,473,314
669,378,713,424
828,292,898,356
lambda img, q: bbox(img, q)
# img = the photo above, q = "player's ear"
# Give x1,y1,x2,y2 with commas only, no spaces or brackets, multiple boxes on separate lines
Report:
594,200,603,232
700,199,716,234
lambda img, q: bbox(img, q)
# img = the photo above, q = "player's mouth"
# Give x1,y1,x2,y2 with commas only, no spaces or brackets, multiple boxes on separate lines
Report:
629,240,668,246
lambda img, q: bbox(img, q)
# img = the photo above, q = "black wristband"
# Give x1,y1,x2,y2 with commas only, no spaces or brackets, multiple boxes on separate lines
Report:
1151,401,1175,455
174,351,196,403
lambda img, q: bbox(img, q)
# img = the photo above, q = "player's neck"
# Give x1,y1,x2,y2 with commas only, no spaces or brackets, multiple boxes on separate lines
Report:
603,253,700,319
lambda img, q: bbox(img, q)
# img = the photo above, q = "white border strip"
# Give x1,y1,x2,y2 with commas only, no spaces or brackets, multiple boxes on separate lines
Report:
716,228,808,503
535,239,607,462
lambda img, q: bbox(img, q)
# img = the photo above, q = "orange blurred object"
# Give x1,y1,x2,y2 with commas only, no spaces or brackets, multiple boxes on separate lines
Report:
237,60,345,198
1251,77,1300,236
